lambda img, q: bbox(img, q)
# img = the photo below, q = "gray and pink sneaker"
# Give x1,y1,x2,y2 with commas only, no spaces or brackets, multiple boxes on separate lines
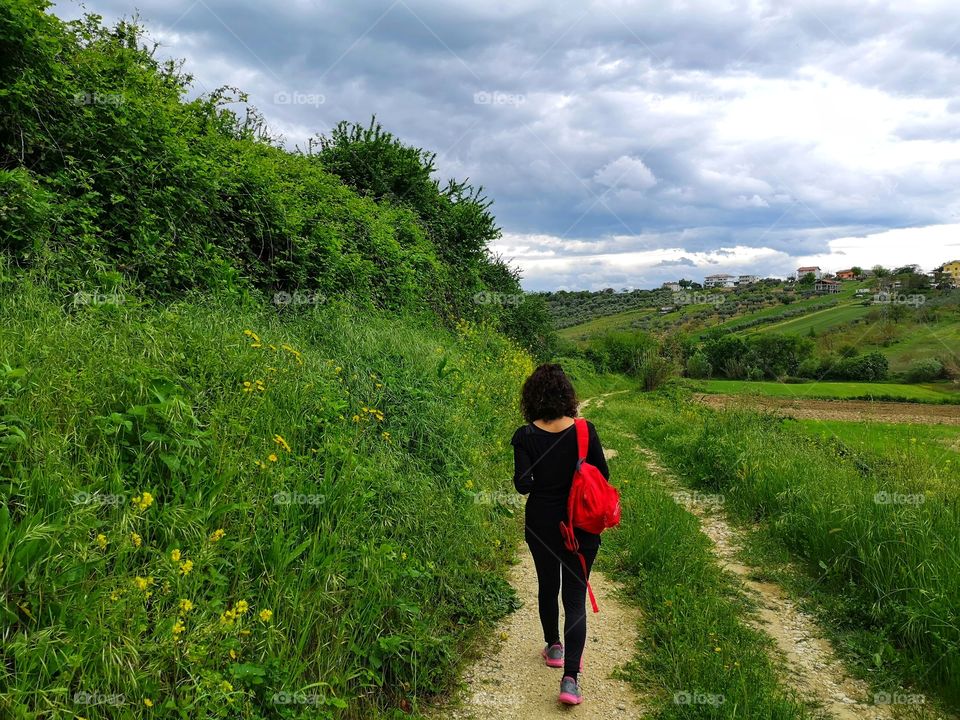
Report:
558,675,582,705
541,643,564,668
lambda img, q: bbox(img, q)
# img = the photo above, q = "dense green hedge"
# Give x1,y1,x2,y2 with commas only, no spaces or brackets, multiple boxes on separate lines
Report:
0,0,554,353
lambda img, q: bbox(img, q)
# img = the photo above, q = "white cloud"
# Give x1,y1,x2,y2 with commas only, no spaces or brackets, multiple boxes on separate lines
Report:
593,155,658,191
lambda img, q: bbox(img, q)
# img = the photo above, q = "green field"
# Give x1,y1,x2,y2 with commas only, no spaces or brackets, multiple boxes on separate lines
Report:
793,419,960,467
754,301,872,335
686,378,960,402
883,319,960,371
558,306,657,342
590,388,960,712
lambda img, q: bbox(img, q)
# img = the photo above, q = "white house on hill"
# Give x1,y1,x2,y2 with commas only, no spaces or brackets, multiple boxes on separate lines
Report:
704,273,736,288
796,266,823,280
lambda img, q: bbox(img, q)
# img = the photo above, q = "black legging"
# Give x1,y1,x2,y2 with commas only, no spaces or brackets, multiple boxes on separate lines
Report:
526,536,598,679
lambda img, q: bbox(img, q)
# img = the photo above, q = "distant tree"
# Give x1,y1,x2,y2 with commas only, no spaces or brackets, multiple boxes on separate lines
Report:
872,265,890,278
850,266,864,278
798,272,816,287
894,264,921,275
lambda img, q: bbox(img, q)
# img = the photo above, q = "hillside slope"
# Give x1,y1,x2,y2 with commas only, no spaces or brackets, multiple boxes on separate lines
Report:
0,279,532,718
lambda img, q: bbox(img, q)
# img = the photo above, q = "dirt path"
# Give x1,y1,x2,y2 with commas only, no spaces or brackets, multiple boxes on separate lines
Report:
697,393,960,425
439,549,646,720
636,446,913,720
578,389,630,413
434,396,644,719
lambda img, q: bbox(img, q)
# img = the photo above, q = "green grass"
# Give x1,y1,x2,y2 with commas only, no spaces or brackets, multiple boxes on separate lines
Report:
0,280,533,719
685,378,960,403
754,302,872,335
558,307,657,343
585,392,811,719
604,388,960,710
793,419,960,467
882,319,960,372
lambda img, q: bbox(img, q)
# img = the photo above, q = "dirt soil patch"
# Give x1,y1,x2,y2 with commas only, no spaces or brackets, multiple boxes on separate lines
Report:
697,394,960,425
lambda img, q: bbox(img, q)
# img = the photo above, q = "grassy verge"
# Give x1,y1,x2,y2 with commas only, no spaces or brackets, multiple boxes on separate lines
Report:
613,389,960,710
0,280,532,719
685,378,960,403
584,392,811,719
793,419,960,467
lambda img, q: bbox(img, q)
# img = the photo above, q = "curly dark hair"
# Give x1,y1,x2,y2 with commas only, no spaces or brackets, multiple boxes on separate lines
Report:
520,363,579,423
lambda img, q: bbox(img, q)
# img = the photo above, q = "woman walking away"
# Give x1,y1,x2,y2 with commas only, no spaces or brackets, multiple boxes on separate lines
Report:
511,363,611,706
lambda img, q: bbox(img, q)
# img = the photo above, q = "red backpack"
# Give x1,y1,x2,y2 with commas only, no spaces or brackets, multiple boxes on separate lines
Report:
559,418,621,613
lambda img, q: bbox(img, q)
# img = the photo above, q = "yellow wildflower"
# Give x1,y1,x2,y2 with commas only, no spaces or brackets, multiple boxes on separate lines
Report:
179,599,194,613
173,619,186,635
96,533,108,550
268,453,278,463
170,549,181,562
179,560,194,575
273,434,291,453
259,608,273,622
229,649,238,660
132,492,154,511
144,698,154,707
130,532,142,548
209,528,225,543
235,600,249,615
281,344,303,364
134,576,153,591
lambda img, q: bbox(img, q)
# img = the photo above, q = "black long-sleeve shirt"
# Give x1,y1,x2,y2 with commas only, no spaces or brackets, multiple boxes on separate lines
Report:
511,420,610,551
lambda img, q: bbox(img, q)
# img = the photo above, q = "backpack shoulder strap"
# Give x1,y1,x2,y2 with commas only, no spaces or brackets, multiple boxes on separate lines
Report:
574,418,589,462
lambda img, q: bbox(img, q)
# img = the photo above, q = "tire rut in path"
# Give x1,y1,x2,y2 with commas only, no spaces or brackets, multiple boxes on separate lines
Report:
439,549,646,720
635,444,914,720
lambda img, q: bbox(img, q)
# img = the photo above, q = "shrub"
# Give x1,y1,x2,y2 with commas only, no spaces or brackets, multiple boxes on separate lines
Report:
905,358,944,383
584,331,658,375
637,353,677,391
686,351,713,379
829,351,889,381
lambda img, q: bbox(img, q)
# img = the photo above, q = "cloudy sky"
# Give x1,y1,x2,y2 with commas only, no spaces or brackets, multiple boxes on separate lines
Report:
54,0,960,290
